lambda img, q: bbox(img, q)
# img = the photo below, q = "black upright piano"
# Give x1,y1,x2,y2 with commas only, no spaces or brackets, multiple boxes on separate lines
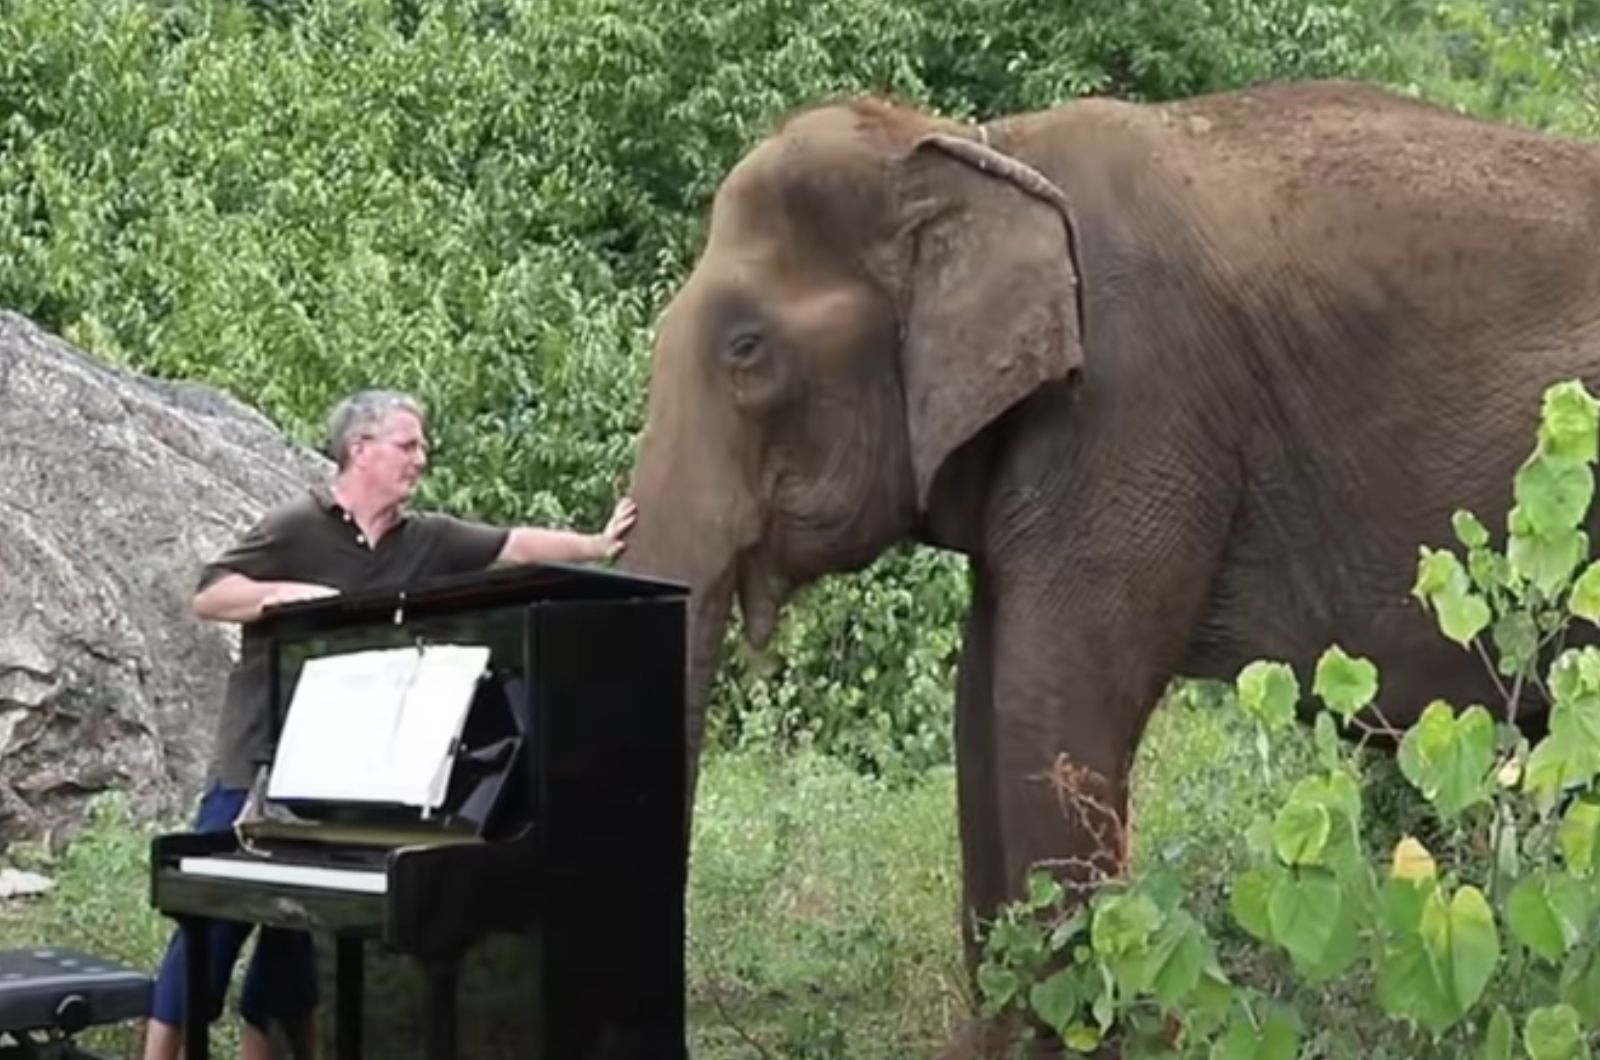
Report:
148,563,690,1060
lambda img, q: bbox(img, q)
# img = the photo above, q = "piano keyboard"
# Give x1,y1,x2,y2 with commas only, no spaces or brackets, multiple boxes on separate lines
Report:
177,856,388,895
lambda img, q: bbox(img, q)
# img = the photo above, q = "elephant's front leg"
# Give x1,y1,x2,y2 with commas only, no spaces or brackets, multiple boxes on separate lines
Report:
946,538,1218,1060
954,559,1004,974
990,576,1213,901
959,454,1235,939
953,558,1142,950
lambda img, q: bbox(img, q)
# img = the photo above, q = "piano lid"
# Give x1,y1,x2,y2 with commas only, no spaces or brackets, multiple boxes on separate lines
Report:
256,561,689,637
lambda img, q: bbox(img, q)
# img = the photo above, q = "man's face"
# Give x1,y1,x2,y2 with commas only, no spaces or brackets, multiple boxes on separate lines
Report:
351,409,428,503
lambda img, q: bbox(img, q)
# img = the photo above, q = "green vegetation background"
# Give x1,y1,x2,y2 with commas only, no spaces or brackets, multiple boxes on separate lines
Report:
0,0,1595,1056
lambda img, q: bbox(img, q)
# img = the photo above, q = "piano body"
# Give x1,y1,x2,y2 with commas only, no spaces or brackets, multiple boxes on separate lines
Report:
148,563,690,1060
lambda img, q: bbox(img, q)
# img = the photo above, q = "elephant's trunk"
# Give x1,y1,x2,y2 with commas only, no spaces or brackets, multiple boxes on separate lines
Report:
618,411,748,812
619,527,735,814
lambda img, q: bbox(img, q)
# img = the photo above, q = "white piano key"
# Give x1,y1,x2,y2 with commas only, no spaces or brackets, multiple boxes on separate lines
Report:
177,856,387,895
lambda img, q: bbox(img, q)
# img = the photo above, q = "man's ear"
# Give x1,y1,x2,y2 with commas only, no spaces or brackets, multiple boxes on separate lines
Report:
896,133,1085,510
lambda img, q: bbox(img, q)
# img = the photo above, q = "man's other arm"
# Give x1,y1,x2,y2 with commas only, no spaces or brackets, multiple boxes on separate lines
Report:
192,573,338,624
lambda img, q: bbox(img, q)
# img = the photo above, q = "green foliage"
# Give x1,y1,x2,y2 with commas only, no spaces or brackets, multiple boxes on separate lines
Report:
979,382,1600,1056
1372,0,1600,135
4,0,1600,1055
709,546,968,779
6,0,1583,775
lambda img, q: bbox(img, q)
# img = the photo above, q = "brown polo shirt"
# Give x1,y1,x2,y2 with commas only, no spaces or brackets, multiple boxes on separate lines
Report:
200,484,510,788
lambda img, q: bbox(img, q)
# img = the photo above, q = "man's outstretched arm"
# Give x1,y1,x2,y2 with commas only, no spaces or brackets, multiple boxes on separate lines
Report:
494,496,637,567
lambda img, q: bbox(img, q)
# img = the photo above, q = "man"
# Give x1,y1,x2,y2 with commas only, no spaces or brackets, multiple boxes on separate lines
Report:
143,388,636,1060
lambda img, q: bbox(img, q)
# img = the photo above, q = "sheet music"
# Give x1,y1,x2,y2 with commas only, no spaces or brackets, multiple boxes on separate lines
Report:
266,644,490,807
390,645,493,807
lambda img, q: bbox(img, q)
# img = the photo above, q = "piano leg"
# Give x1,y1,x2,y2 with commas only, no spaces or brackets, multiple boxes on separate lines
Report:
179,916,210,1060
335,936,363,1060
421,961,458,1060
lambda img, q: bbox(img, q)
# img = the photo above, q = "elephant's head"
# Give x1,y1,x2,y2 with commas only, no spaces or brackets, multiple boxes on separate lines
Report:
620,98,1086,792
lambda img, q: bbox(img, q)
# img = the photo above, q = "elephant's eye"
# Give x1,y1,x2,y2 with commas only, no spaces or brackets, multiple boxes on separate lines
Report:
724,332,762,365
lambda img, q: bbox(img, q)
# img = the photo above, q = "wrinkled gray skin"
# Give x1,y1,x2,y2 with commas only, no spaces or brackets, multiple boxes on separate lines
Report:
619,77,1600,1037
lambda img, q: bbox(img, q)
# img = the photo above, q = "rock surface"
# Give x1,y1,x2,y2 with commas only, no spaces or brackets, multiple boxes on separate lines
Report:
0,310,327,848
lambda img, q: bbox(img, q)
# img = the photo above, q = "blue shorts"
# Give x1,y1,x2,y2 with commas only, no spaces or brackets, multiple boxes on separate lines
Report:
149,784,319,1031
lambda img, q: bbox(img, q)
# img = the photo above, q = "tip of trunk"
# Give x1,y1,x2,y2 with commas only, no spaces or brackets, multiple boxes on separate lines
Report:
736,559,787,650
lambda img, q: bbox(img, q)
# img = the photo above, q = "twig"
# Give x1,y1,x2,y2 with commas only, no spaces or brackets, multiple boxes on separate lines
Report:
1505,667,1526,727
1350,705,1405,743
1473,638,1513,704
1031,754,1128,882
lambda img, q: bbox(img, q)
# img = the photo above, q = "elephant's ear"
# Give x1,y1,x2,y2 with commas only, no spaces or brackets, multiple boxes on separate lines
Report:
897,132,1085,510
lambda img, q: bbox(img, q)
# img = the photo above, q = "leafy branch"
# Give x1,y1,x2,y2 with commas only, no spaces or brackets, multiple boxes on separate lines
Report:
977,380,1600,1058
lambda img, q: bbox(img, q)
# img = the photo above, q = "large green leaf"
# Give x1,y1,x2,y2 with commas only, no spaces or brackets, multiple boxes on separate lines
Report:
1230,870,1274,942
1514,454,1594,537
1552,694,1600,759
1525,736,1593,813
1379,927,1460,1033
1275,772,1365,880
1415,546,1471,601
1290,879,1360,983
1381,876,1432,934
1397,701,1497,819
1454,509,1492,549
1268,869,1341,969
1209,1006,1300,1060
1436,886,1501,1014
1548,648,1600,703
1271,799,1331,866
1483,1005,1514,1060
1527,691,1600,808
978,963,1021,1011
1237,661,1299,732
1509,525,1588,597
1029,968,1081,1036
1378,883,1501,1035
1558,799,1600,876
1570,561,1600,624
1524,1004,1587,1060
1492,610,1540,677
1412,545,1494,644
1507,873,1590,962
1559,946,1600,1028
1313,645,1379,720
1145,911,1211,1009
1440,591,1494,647
1091,892,1162,957
1538,380,1600,463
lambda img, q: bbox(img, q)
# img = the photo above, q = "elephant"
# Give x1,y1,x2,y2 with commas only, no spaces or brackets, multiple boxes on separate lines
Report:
617,77,1600,1048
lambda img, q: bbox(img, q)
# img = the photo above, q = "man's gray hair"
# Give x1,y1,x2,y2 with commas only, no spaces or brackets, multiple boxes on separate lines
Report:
325,389,426,469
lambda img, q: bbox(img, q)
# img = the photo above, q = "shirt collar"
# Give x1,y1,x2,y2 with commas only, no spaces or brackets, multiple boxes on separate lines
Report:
309,483,412,528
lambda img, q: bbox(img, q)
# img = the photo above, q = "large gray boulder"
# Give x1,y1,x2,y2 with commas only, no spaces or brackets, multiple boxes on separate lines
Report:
0,311,327,848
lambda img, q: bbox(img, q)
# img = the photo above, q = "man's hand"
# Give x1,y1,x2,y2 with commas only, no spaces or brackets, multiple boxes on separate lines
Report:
193,574,339,623
593,496,638,560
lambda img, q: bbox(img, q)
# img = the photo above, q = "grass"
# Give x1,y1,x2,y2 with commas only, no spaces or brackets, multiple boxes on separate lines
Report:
0,688,1324,1059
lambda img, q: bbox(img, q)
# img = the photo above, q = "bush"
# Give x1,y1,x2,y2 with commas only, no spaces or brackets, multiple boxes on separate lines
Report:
978,381,1600,1058
0,0,1596,773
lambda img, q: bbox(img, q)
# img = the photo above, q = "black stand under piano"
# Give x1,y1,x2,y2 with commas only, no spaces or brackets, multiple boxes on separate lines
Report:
148,564,690,1060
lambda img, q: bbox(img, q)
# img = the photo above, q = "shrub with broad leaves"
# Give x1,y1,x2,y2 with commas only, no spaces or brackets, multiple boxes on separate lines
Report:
979,381,1600,1058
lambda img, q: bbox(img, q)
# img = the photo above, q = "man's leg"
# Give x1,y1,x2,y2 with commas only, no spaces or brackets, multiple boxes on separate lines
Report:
143,784,259,1060
240,927,321,1060
239,1021,276,1060
143,915,257,1060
